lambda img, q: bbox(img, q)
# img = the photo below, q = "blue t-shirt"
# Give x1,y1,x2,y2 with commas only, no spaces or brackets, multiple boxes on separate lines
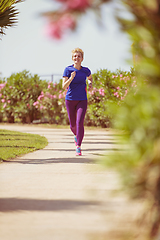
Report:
63,65,91,100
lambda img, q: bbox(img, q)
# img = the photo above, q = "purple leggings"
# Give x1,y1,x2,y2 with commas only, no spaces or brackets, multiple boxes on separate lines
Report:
65,100,87,146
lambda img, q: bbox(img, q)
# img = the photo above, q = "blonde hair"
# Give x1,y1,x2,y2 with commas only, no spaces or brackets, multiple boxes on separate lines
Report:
71,48,84,59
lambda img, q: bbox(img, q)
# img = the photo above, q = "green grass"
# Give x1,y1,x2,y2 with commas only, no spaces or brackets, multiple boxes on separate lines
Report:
0,129,48,161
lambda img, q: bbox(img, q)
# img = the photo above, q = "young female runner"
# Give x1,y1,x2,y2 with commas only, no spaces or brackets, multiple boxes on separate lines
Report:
62,48,93,156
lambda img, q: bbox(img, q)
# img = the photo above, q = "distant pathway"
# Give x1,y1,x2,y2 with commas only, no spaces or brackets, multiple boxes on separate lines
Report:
0,124,143,240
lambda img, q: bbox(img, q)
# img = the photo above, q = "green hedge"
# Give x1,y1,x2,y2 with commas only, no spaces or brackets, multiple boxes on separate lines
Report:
0,70,47,123
0,68,136,126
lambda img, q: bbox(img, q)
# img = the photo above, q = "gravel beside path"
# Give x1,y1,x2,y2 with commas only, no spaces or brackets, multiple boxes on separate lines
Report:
0,124,143,240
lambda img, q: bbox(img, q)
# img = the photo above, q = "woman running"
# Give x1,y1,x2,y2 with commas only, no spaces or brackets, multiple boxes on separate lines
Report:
62,48,93,156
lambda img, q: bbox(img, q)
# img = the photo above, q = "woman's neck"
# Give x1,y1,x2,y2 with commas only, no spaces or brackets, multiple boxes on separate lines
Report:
73,63,82,70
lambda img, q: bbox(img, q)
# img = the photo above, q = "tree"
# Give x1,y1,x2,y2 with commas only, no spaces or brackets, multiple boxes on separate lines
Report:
41,0,111,39
42,0,160,239
0,0,24,38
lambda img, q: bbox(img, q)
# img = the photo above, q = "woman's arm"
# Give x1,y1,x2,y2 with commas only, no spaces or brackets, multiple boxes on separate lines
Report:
62,71,76,90
87,74,93,90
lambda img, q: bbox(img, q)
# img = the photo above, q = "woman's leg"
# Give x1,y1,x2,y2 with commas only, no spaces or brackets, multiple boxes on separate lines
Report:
76,100,87,146
65,100,77,135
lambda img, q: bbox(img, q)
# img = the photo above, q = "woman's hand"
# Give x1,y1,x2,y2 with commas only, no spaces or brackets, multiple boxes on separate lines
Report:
88,82,93,91
62,71,76,89
87,74,93,91
71,71,76,80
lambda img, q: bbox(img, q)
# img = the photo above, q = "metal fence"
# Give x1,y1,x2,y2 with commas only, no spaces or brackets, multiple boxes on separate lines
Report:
40,74,62,82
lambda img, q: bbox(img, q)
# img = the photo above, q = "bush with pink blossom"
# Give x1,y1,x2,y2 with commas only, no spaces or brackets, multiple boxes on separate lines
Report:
0,69,137,125
0,81,6,122
85,68,137,127
42,0,109,40
33,80,67,124
0,71,47,123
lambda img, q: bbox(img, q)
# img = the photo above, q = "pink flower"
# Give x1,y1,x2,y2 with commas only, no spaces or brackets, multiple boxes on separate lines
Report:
117,87,120,90
3,103,6,108
67,0,90,10
48,94,53,99
45,14,76,39
27,103,30,109
114,92,120,98
45,22,62,39
93,87,98,93
99,88,105,96
59,94,63,99
33,101,39,106
1,99,5,103
9,86,13,89
57,0,90,10
120,74,123,78
0,83,6,90
60,14,76,30
112,75,118,79
48,84,51,89
90,90,95,95
7,100,11,103
38,95,44,101
0,93,2,97
40,105,44,110
124,89,128,97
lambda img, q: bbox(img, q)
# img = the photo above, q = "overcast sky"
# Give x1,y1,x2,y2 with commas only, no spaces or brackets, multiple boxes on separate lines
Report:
0,0,132,82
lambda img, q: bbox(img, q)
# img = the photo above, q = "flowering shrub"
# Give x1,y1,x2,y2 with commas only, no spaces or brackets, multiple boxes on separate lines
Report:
42,0,109,40
45,14,76,39
0,81,6,122
85,68,136,127
0,71,47,123
33,80,67,124
57,0,91,10
41,0,160,238
0,69,137,125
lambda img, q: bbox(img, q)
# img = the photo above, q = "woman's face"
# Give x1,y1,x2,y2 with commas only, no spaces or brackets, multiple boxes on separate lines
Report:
72,52,83,64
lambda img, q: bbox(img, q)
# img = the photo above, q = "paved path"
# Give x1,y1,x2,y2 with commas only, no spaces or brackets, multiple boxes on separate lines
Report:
0,124,143,240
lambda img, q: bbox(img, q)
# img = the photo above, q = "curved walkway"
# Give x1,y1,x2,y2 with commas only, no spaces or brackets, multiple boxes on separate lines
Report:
0,124,143,240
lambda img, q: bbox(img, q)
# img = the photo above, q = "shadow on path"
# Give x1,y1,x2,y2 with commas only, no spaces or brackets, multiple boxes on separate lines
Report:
3,157,95,164
0,198,101,212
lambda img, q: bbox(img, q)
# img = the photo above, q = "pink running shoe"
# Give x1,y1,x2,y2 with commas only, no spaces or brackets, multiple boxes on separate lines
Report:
74,135,77,146
76,146,82,156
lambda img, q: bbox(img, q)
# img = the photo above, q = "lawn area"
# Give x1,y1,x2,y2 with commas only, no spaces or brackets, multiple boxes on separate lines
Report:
0,129,48,161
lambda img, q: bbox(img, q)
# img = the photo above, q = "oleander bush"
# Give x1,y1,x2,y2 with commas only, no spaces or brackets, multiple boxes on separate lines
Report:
85,68,136,127
0,68,136,126
101,0,160,238
33,80,68,124
0,80,4,122
0,70,47,123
